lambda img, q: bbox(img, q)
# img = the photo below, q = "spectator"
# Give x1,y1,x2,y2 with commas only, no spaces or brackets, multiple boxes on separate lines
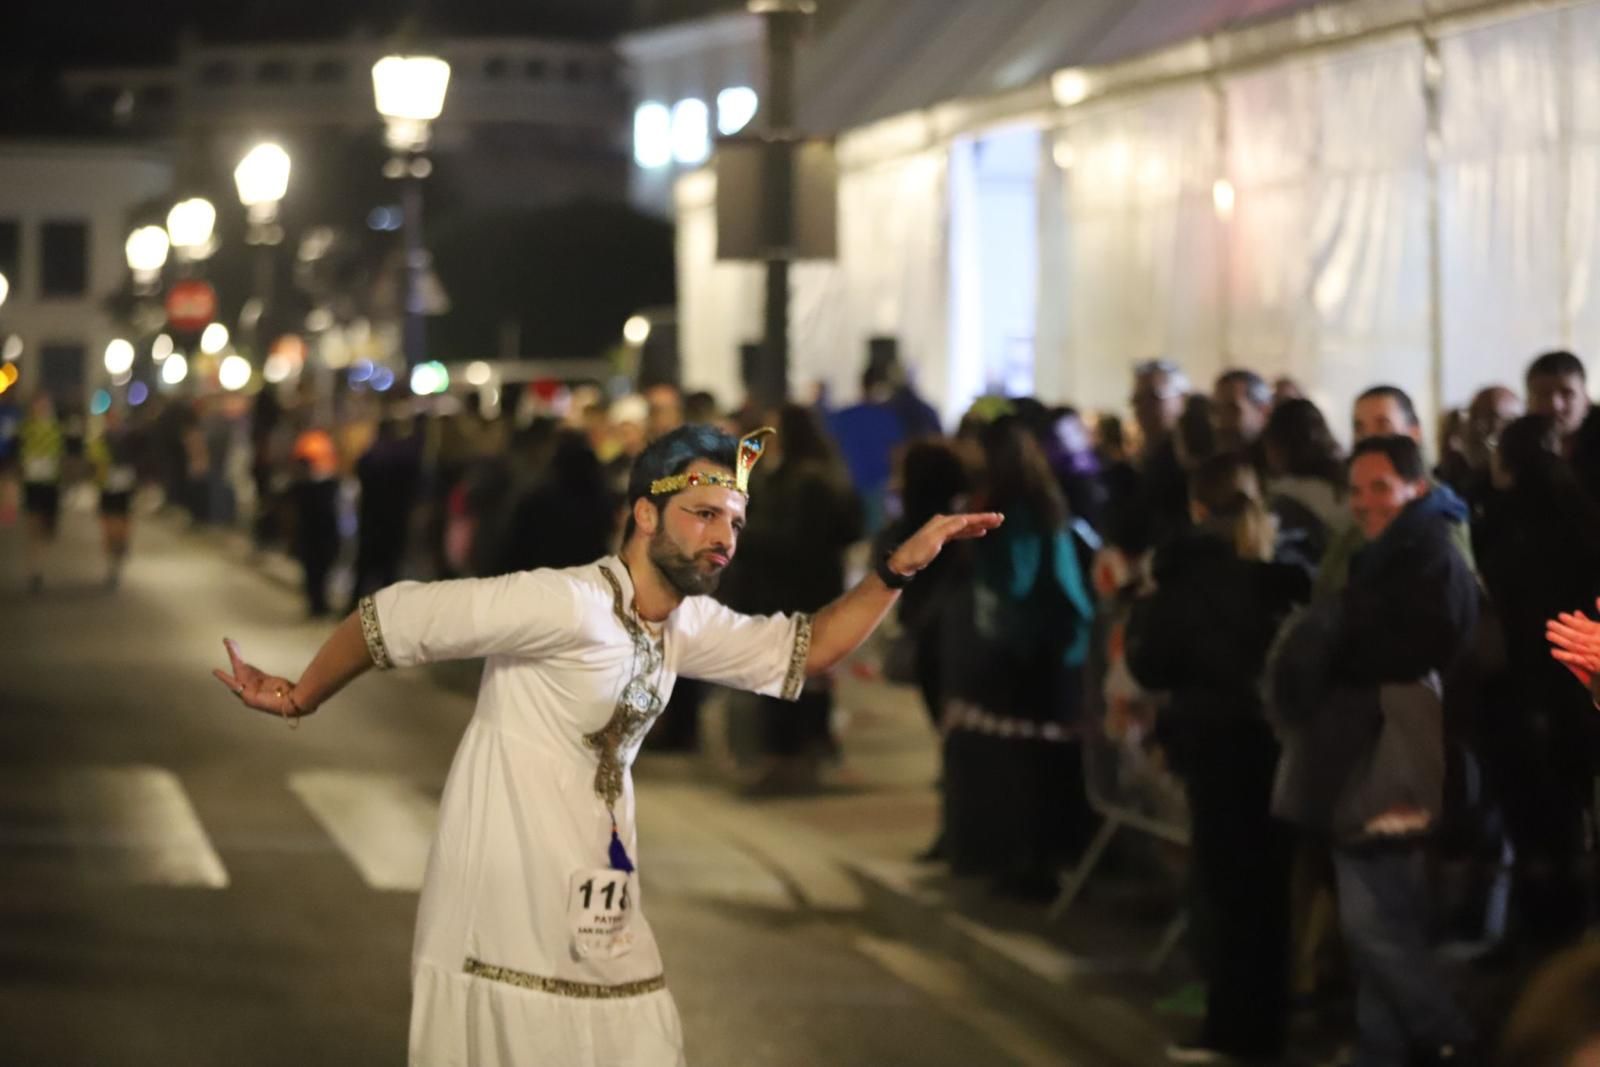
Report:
1262,397,1348,573
645,383,684,442
940,415,1095,900
347,413,422,611
1318,385,1475,598
290,419,341,618
875,439,973,859
496,429,617,576
1437,386,1522,515
828,352,940,534
1211,368,1272,460
1473,414,1600,949
1126,451,1309,1063
1270,435,1479,1067
1526,350,1600,507
718,404,863,791
1104,359,1192,555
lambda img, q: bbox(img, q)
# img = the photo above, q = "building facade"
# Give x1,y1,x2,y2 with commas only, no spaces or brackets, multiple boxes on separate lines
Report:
0,142,174,404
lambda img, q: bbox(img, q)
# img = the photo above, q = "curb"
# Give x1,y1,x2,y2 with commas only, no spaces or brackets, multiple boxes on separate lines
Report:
843,857,1171,1067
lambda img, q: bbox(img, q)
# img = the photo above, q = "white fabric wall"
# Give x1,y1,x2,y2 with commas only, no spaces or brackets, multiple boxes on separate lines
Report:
1055,84,1224,414
1437,7,1565,407
675,174,763,409
676,151,950,419
792,150,952,418
1224,36,1432,435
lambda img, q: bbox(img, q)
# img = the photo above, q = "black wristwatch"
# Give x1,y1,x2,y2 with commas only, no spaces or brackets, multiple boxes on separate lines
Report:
875,550,915,590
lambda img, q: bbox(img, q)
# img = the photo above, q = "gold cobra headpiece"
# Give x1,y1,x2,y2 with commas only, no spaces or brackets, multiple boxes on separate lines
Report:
649,427,776,498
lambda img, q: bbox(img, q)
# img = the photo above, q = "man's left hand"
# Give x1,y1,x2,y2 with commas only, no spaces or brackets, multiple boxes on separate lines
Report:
886,512,1004,578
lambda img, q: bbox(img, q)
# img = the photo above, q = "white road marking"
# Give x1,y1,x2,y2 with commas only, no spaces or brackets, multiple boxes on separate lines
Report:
853,935,1083,1067
636,790,795,910
288,770,439,891
57,765,229,888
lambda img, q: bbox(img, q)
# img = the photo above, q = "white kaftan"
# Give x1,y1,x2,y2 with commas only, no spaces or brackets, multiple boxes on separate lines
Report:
360,557,812,1067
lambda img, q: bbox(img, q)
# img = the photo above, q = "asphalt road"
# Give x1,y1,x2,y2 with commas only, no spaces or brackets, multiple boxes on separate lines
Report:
0,494,1092,1067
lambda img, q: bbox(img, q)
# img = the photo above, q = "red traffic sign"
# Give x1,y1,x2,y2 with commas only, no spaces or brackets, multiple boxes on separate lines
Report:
165,280,218,333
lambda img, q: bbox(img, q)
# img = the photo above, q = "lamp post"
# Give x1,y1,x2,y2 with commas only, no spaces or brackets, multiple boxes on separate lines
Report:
166,198,217,266
234,142,291,361
125,225,170,293
748,0,815,406
372,53,450,370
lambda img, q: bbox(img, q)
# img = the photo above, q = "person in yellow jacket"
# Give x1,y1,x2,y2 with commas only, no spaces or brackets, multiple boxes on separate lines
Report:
18,393,64,593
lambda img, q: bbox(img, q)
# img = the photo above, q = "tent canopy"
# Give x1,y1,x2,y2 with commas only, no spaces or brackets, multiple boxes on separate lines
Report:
795,0,1320,132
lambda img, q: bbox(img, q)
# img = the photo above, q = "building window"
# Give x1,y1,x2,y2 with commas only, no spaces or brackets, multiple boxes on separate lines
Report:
310,59,347,84
40,342,86,398
39,221,89,299
483,57,509,80
0,219,20,293
256,60,293,85
563,59,585,84
199,61,237,86
525,57,547,80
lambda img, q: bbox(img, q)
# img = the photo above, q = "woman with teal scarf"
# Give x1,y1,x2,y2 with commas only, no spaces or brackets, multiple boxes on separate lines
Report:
940,414,1095,900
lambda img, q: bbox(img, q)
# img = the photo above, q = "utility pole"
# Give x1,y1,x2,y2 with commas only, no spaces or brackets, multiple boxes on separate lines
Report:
750,0,814,407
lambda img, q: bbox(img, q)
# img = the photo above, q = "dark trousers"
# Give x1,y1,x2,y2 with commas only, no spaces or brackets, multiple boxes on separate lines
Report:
1333,842,1473,1066
1182,717,1292,1056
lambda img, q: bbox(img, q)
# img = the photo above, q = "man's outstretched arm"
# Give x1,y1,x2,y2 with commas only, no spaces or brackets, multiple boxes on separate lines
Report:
803,512,1003,674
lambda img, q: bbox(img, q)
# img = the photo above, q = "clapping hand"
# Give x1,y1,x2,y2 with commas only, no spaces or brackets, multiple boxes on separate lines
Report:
1546,602,1600,691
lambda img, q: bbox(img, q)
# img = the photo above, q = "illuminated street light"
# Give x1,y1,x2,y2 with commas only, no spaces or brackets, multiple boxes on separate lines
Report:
234,143,291,223
162,352,189,385
200,322,230,355
218,354,252,391
125,225,170,284
152,333,174,362
716,87,759,136
634,102,672,168
670,99,710,165
465,360,492,386
374,52,450,370
104,338,135,376
372,55,451,153
166,198,217,261
0,271,8,309
623,315,651,345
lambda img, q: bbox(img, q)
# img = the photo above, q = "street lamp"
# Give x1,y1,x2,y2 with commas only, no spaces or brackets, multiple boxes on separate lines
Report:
166,198,217,263
234,143,291,228
373,52,450,369
235,142,291,362
125,225,170,289
0,270,8,309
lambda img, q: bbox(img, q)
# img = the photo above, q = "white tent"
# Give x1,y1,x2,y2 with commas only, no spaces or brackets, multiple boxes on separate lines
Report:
680,0,1600,435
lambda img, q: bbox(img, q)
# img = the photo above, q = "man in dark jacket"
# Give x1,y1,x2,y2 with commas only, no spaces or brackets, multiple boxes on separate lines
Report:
1271,435,1479,1067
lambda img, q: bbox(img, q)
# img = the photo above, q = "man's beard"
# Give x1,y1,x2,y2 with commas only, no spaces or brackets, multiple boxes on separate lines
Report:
648,527,725,597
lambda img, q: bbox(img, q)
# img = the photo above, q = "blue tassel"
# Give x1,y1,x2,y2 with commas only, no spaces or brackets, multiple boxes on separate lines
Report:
608,826,635,874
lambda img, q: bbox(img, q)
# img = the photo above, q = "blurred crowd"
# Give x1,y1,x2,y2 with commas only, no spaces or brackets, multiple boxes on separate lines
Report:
5,346,1600,1064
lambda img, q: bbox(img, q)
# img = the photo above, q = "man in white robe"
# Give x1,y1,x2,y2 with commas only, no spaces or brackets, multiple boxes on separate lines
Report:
214,424,1000,1066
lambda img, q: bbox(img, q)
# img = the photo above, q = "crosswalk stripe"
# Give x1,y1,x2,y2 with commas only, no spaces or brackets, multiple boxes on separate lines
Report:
58,765,229,888
288,770,439,891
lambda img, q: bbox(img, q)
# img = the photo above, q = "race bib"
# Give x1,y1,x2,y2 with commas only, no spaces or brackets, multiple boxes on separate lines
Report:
105,466,137,493
22,456,59,482
567,868,635,960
